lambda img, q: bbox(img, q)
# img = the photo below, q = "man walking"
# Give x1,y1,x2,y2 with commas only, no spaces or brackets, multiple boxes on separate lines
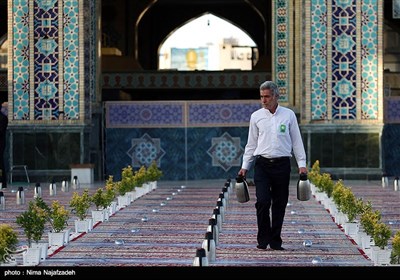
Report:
238,81,307,250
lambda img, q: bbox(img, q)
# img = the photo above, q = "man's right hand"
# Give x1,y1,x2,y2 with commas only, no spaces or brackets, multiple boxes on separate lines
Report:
238,169,247,177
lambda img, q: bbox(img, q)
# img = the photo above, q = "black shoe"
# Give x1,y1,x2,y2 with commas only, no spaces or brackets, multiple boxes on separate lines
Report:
270,246,285,250
256,244,267,250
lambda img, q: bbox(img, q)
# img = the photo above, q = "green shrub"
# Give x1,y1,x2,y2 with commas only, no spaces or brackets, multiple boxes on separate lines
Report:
0,224,18,263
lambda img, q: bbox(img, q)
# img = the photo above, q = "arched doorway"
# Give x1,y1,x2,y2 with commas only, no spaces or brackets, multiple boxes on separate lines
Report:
158,13,258,71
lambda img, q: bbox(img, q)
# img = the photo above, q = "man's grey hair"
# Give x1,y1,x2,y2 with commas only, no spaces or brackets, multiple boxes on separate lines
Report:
260,81,279,96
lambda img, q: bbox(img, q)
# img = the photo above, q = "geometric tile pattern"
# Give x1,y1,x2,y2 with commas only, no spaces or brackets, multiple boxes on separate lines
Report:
384,97,400,123
104,101,258,180
10,0,82,121
10,0,30,120
106,100,260,128
33,1,60,120
310,0,328,120
309,0,380,121
207,132,244,172
331,0,357,119
62,0,81,120
188,101,260,127
272,0,289,102
127,133,165,168
106,101,186,128
105,126,251,181
101,72,270,89
360,0,379,120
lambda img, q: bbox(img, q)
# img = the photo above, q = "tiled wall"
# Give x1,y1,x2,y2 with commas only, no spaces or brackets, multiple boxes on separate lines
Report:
104,100,261,181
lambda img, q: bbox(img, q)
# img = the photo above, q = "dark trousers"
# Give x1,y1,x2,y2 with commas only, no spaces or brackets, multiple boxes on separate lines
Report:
253,156,291,248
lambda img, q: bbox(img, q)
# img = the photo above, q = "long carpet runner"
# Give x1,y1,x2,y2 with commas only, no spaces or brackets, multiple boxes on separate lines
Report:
1,178,399,272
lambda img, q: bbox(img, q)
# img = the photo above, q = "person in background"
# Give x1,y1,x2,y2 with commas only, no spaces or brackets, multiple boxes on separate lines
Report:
0,102,8,188
238,80,307,251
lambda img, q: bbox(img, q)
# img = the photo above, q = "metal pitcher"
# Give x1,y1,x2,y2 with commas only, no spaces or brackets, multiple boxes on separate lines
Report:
297,173,311,201
49,181,57,196
72,176,80,189
382,174,389,188
0,191,5,210
34,183,42,198
61,178,69,192
192,248,208,267
16,187,25,205
201,231,216,262
207,218,219,245
394,177,399,191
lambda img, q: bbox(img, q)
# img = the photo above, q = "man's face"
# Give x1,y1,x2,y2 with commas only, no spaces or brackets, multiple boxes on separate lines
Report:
260,89,278,110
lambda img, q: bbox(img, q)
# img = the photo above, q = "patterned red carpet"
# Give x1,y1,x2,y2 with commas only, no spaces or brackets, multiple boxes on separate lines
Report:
1,179,399,273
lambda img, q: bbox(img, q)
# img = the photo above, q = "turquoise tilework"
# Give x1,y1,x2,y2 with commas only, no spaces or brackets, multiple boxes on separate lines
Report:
361,0,378,119
12,0,30,120
331,0,357,120
311,0,328,120
63,0,80,119
104,101,260,180
274,0,289,102
105,127,251,181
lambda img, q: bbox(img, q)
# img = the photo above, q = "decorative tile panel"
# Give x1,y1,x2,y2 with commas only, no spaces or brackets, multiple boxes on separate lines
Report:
9,0,83,122
105,100,260,128
310,0,328,120
33,0,60,120
308,0,381,121
384,97,400,123
10,0,30,120
105,101,186,128
62,0,80,120
207,132,244,172
127,133,165,168
360,0,379,120
101,71,270,89
272,0,289,102
331,0,357,119
187,100,260,127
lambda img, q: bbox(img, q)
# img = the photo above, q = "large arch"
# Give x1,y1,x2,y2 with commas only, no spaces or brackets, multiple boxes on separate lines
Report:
101,0,271,71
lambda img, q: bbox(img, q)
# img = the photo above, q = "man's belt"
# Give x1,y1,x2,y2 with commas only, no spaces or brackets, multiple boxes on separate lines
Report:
257,156,290,163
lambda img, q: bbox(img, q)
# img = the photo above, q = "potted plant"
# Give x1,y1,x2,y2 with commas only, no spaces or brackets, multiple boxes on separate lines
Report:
147,160,163,181
319,173,335,198
0,224,18,266
358,204,381,251
313,172,332,204
47,200,70,247
134,165,148,197
340,187,363,238
360,206,381,237
371,221,392,265
373,222,392,250
390,230,400,264
116,165,136,206
341,187,363,223
16,198,47,248
331,180,347,224
69,189,92,233
15,198,48,265
91,188,109,222
307,160,320,192
146,160,163,190
104,176,117,215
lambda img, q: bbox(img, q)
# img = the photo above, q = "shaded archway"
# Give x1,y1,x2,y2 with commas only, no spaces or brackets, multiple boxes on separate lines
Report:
101,0,270,72
158,13,258,71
